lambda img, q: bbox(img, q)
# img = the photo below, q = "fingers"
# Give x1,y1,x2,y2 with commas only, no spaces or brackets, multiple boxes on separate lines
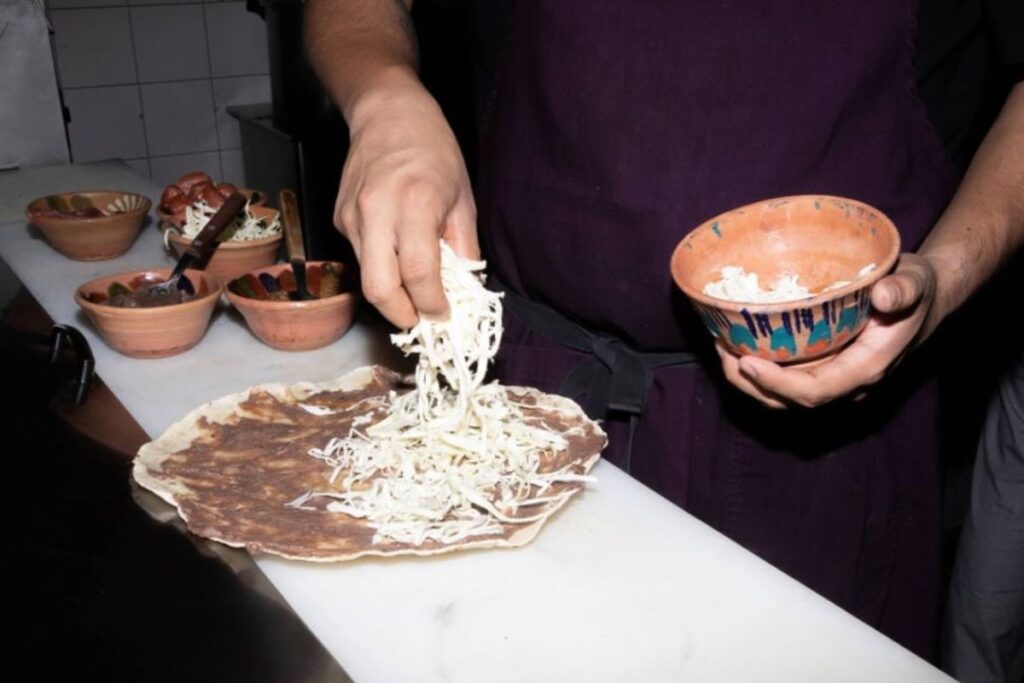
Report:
722,254,939,408
715,344,787,409
331,136,478,328
358,205,420,329
338,182,472,328
719,314,916,409
737,353,871,409
396,194,448,321
444,195,481,260
735,318,903,407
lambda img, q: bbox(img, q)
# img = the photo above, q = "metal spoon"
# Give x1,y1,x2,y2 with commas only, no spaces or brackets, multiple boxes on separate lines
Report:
279,189,315,300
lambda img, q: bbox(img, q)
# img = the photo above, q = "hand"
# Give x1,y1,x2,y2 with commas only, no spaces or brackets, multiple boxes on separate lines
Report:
716,253,938,409
335,77,478,328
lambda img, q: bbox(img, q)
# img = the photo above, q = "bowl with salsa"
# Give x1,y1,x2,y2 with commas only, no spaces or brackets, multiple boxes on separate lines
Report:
163,204,283,282
225,261,358,351
156,171,266,229
75,268,223,358
26,191,151,261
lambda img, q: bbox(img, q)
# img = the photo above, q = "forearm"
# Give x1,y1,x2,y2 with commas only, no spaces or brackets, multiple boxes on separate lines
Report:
304,0,422,124
920,82,1024,333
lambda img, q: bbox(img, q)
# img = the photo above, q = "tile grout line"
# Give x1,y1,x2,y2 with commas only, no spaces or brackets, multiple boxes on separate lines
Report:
124,4,152,175
200,1,225,175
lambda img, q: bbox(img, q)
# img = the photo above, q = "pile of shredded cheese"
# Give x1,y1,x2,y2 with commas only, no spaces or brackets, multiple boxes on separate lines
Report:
175,200,281,242
703,263,877,303
288,241,592,545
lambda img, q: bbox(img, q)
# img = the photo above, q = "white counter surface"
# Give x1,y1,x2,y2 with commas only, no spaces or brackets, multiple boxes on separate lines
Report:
0,162,954,682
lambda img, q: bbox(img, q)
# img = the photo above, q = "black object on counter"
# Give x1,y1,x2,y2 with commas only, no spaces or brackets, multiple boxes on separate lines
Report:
4,333,352,683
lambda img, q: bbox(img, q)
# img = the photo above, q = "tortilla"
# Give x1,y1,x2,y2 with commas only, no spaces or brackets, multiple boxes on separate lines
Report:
133,365,606,562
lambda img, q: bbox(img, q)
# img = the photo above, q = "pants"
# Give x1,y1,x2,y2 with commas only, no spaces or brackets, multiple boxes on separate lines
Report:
943,353,1024,683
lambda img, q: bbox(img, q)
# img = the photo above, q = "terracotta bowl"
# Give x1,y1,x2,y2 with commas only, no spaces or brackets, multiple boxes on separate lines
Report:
156,188,267,229
671,195,900,364
75,268,223,358
25,191,151,260
225,261,358,351
163,206,283,282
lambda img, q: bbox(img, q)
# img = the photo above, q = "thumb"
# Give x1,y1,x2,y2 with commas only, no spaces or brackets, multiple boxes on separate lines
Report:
871,262,928,313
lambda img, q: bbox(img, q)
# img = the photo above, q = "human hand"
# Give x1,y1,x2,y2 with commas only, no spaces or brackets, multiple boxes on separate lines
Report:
716,254,938,408
335,76,478,328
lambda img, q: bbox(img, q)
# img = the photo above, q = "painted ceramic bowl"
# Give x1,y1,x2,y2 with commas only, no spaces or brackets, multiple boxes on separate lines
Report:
25,191,151,260
225,261,358,351
157,188,266,229
671,195,900,364
75,268,223,358
163,206,283,282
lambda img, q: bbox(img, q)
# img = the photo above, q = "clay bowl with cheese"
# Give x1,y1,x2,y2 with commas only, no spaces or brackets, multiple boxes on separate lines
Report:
226,261,358,351
75,268,223,358
671,195,900,364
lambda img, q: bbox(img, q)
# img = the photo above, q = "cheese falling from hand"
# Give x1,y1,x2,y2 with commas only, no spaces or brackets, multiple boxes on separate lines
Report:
288,241,592,545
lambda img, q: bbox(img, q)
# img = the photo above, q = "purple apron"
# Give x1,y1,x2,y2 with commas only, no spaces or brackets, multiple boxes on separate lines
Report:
477,0,957,659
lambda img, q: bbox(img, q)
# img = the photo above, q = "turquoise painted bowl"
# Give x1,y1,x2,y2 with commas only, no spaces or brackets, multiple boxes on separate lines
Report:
671,195,900,364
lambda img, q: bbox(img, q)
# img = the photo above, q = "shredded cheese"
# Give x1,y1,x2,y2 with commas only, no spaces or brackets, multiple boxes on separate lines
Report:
703,263,877,303
288,241,593,545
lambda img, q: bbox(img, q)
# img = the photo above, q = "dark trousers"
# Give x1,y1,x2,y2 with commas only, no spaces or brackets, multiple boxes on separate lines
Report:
943,353,1024,683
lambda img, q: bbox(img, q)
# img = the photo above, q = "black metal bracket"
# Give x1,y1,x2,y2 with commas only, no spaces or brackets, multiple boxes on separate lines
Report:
48,324,95,405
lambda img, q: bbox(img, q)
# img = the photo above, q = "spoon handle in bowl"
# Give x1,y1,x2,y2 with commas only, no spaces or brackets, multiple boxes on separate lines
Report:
279,189,306,263
176,192,248,275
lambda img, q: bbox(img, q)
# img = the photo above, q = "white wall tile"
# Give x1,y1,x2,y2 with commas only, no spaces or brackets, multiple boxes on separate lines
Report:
204,2,269,77
150,152,222,188
64,85,148,162
211,75,270,148
219,148,245,186
131,5,210,82
49,0,127,8
51,8,137,88
140,80,219,156
124,157,152,178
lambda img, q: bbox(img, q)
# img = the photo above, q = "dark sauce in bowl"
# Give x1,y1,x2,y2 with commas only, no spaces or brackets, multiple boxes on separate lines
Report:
229,263,350,301
84,273,204,308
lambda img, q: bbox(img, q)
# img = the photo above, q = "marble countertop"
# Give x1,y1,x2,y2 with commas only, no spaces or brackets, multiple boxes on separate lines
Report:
0,161,954,682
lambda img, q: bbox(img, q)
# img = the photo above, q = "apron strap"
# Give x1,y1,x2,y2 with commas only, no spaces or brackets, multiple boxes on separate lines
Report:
491,278,698,472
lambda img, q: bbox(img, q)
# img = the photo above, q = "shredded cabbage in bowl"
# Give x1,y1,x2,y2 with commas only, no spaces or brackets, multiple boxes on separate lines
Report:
178,200,281,242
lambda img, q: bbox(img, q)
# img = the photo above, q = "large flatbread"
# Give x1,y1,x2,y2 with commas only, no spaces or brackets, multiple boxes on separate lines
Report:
133,365,607,562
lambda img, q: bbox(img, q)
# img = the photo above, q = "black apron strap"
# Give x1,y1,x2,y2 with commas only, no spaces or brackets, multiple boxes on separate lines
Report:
490,278,698,472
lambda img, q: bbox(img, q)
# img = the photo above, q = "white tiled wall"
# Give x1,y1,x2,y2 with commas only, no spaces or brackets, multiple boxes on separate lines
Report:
51,7,138,87
204,1,269,78
48,0,271,188
63,85,148,161
141,80,220,155
131,4,211,82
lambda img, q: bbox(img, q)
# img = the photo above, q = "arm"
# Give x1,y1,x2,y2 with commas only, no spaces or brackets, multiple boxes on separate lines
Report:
919,83,1024,332
305,0,479,328
720,82,1024,408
